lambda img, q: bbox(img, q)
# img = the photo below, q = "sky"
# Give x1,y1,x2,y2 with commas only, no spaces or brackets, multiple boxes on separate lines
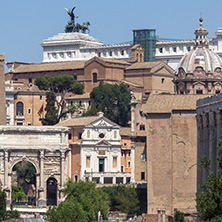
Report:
1,0,222,64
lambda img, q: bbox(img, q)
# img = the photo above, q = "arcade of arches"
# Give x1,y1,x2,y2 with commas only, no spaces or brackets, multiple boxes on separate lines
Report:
0,125,69,208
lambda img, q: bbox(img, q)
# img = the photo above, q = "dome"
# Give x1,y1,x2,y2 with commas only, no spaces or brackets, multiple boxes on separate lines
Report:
174,19,222,95
178,47,222,73
177,18,222,74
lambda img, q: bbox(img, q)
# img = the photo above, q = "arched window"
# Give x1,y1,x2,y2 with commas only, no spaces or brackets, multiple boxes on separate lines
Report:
93,73,97,83
16,102,24,116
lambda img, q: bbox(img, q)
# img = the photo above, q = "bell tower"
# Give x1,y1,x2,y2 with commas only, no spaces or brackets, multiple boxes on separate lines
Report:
0,54,6,125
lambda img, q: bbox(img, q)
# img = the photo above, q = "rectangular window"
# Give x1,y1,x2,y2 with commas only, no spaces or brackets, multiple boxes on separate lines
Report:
121,165,124,172
113,157,117,168
28,108,31,115
121,151,124,157
127,161,131,168
141,153,145,161
68,133,72,140
173,47,177,52
86,156,90,168
128,151,131,157
40,95,42,100
141,172,145,180
78,133,82,139
99,159,105,172
16,122,23,126
159,48,163,53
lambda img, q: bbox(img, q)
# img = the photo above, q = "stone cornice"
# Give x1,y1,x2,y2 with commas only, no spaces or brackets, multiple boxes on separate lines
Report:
0,126,69,133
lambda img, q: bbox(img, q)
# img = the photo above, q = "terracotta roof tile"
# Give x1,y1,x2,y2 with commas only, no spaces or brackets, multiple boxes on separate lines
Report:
56,116,100,127
13,61,86,73
125,61,163,70
65,92,90,100
119,127,131,136
142,94,208,113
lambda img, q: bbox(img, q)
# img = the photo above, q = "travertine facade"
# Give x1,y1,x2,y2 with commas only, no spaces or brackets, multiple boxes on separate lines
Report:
141,94,206,217
0,126,69,208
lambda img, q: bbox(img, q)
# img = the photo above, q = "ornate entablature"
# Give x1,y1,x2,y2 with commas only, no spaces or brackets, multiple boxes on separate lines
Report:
174,19,222,95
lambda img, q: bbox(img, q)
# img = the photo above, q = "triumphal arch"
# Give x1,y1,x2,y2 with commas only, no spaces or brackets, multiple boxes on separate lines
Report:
0,125,69,208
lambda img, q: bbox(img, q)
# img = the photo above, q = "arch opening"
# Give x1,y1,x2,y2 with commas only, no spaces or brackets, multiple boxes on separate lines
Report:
11,161,37,207
47,177,58,206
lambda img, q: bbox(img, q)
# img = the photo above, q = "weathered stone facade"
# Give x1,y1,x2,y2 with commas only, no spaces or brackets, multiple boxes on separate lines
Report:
141,94,206,217
0,126,69,208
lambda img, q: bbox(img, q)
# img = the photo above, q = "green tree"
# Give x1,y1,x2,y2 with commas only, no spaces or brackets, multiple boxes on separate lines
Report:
45,180,109,222
0,189,6,222
173,210,185,222
196,140,222,221
35,75,84,125
0,190,20,221
115,185,140,214
14,162,36,185
83,82,131,127
11,185,27,202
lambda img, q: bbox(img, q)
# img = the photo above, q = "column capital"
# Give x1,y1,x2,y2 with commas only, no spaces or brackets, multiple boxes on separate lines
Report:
39,150,45,158
61,150,66,159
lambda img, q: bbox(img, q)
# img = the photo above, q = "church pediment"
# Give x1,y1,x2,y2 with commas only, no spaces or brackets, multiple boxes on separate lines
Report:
85,116,119,128
96,139,111,146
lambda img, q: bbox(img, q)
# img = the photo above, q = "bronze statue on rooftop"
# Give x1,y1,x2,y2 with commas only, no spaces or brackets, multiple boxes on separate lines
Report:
65,6,90,33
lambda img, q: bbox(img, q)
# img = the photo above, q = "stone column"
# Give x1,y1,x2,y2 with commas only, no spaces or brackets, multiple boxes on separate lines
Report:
100,175,104,184
130,94,137,137
4,150,10,206
60,151,66,188
4,150,8,189
113,175,116,184
162,210,166,222
216,110,222,172
38,150,46,208
157,209,161,222
202,113,209,181
209,111,216,173
123,175,126,184
130,145,135,182
59,150,66,204
196,114,203,190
